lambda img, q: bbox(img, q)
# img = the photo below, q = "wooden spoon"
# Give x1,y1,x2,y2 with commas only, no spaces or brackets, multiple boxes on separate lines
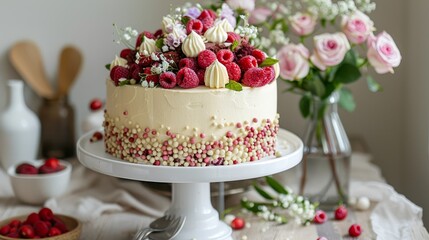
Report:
9,40,55,99
56,45,83,98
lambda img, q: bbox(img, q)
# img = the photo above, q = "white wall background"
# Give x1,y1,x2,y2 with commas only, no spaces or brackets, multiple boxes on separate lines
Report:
0,0,427,226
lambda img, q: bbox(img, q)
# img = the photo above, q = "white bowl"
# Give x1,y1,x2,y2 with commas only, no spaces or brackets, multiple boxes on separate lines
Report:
7,160,72,205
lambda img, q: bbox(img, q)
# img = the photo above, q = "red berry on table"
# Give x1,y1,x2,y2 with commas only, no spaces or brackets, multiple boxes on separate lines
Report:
26,212,41,225
159,72,177,89
19,225,35,238
8,219,21,228
197,50,217,69
230,217,245,230
238,55,258,72
0,225,10,235
349,224,362,237
216,49,235,65
38,208,54,221
334,205,348,220
176,67,199,89
89,98,103,111
34,221,49,237
48,227,62,237
313,210,327,224
15,163,38,175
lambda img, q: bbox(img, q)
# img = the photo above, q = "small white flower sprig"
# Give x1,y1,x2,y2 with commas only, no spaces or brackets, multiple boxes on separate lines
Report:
113,24,139,49
240,176,317,225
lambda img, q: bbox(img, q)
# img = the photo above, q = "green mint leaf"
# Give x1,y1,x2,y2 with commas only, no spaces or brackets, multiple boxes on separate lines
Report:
181,16,191,25
367,75,383,92
230,40,239,51
339,88,356,112
118,79,130,86
266,176,289,194
155,38,164,49
105,64,111,70
253,184,274,200
225,80,243,91
259,58,279,67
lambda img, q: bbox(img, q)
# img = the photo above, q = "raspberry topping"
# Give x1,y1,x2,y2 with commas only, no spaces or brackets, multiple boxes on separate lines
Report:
242,68,271,87
348,224,362,237
136,31,154,47
196,69,206,85
197,10,214,32
225,62,242,81
238,55,258,72
146,74,160,84
334,205,348,220
313,210,327,224
216,49,235,64
226,32,241,43
262,66,276,84
120,48,132,59
177,67,199,89
138,55,153,67
110,66,129,85
159,72,177,89
251,49,266,65
186,19,204,35
197,50,217,68
179,58,197,70
130,64,142,81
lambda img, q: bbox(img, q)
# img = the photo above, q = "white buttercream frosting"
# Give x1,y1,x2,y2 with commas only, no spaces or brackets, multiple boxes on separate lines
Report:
204,24,228,44
110,56,128,70
162,16,175,33
182,31,206,57
139,36,158,55
204,60,229,89
217,19,234,33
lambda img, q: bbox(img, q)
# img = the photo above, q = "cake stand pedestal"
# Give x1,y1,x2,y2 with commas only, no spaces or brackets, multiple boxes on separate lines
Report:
76,129,303,240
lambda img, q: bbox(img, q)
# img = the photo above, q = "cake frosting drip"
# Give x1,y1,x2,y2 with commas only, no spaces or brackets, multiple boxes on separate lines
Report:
110,56,128,70
182,31,206,57
204,24,227,44
139,36,158,54
217,19,234,33
204,60,229,89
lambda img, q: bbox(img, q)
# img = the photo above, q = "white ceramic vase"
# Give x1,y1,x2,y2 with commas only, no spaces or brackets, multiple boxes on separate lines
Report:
0,80,41,170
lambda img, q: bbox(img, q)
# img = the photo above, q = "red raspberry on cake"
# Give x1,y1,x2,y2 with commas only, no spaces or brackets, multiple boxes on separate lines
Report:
238,55,258,72
159,72,177,89
110,66,129,85
129,64,142,81
197,10,214,32
138,55,153,67
262,66,275,84
177,67,199,89
179,58,197,70
251,49,266,65
197,50,217,68
226,32,241,43
216,49,235,64
136,31,154,47
163,51,181,65
242,67,274,87
196,69,206,85
146,74,160,84
153,29,163,38
225,62,241,81
186,19,204,35
120,48,132,59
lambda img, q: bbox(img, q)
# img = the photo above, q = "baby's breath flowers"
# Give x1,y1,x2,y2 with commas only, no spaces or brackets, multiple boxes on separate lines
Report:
240,176,317,225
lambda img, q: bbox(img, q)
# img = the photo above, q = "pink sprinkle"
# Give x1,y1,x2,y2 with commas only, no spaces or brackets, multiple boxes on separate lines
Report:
186,156,192,161
141,155,146,160
202,150,207,154
245,126,250,131
163,141,169,146
233,160,238,164
267,119,271,123
163,156,169,161
161,146,167,151
233,140,238,146
200,133,206,138
143,133,148,138
190,162,196,167
226,131,233,138
253,118,258,123
154,160,160,166
228,146,233,151
204,157,210,163
190,137,196,144
152,130,157,135
178,145,183,150
170,134,176,139
145,127,150,133
166,130,171,136
196,153,202,159
148,150,153,155
163,151,168,155
124,128,129,133
236,122,242,128
168,150,173,155
129,137,135,143
123,111,128,116
206,145,212,150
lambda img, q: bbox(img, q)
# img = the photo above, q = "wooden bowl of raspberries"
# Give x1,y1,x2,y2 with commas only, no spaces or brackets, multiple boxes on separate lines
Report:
7,158,72,205
0,208,81,239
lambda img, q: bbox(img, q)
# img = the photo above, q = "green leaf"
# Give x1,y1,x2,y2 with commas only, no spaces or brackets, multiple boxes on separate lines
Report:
230,40,239,51
253,184,274,200
266,176,289,195
181,16,191,25
333,63,361,84
342,49,358,66
259,58,279,67
299,95,311,118
366,75,383,92
225,80,243,91
304,75,325,97
155,38,164,49
339,88,356,112
321,18,327,27
105,64,111,70
118,79,130,86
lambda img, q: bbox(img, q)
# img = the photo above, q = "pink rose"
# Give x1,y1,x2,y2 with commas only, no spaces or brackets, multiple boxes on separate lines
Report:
226,0,255,12
249,7,272,25
310,33,351,71
289,12,317,36
342,10,375,44
367,32,401,74
277,43,310,81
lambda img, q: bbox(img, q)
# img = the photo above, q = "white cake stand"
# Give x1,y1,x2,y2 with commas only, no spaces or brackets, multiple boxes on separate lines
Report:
76,129,303,240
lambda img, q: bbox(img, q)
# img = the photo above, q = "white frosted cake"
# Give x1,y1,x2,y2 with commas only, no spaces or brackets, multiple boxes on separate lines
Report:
103,4,280,166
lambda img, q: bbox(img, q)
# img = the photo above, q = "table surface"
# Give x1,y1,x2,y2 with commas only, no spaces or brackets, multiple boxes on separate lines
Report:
0,152,390,240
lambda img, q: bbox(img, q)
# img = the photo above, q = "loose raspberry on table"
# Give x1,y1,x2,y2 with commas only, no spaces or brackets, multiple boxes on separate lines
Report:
226,32,241,43
197,50,217,68
230,217,245,230
159,72,177,89
348,224,362,237
186,19,204,35
110,66,129,84
89,98,103,111
238,55,258,72
179,58,197,70
334,205,348,220
196,69,206,85
313,210,327,224
0,225,10,235
177,67,199,89
251,49,266,65
242,68,265,87
225,62,241,81
216,49,235,65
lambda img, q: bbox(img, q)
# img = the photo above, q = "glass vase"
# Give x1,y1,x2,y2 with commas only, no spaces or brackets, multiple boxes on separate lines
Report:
298,91,351,208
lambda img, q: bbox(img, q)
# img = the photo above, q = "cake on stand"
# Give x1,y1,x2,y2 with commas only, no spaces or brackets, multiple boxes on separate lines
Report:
76,128,303,240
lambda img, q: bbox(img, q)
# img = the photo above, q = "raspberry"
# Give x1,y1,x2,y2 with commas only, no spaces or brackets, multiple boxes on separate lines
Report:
226,32,241,43
348,224,362,237
143,67,151,75
238,55,258,72
163,51,181,65
136,31,154,47
225,62,241,81
207,9,217,19
9,220,21,228
26,213,41,225
197,50,217,68
196,69,206,85
15,163,38,175
44,158,60,169
110,66,129,85
38,208,54,221
48,227,62,237
34,221,49,237
146,74,159,84
6,232,19,238
19,225,35,238
186,19,204,35
138,55,153,67
179,58,197,70
177,67,199,89
38,165,59,174
53,222,67,233
334,205,348,220
120,48,132,59
251,49,266,65
262,66,275,84
130,64,142,81
0,225,10,235
242,68,265,87
153,29,163,38
159,72,177,89
235,42,256,60
89,98,103,111
197,10,214,32
230,217,245,230
313,210,327,224
216,49,235,64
